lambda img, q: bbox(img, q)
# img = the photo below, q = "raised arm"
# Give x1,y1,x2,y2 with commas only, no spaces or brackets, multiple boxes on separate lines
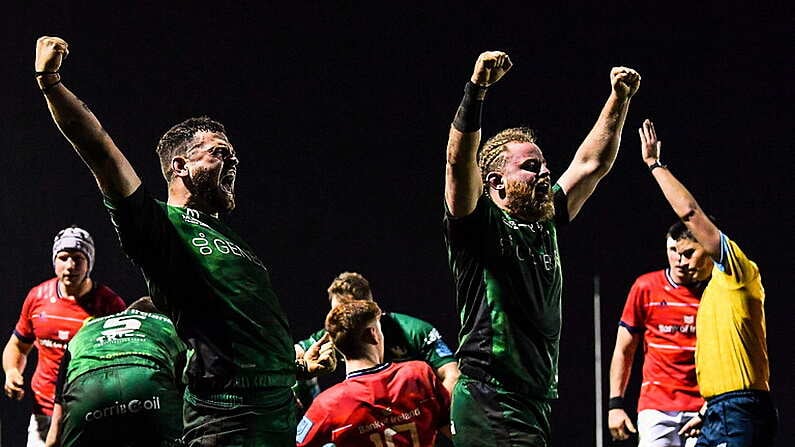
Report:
640,119,721,256
445,51,512,217
607,327,640,441
556,67,641,220
35,36,140,200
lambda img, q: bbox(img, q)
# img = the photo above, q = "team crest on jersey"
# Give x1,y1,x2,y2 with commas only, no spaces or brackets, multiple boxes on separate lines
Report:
683,315,695,324
58,330,70,340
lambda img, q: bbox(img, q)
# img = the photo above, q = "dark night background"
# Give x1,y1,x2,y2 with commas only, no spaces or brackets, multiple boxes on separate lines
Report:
1,2,792,446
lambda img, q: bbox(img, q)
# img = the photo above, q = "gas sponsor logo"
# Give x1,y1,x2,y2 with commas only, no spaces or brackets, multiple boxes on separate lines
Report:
85,396,161,421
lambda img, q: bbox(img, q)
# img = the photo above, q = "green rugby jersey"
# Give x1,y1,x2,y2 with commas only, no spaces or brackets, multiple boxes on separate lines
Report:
63,309,185,384
105,186,294,391
443,185,568,399
297,312,456,369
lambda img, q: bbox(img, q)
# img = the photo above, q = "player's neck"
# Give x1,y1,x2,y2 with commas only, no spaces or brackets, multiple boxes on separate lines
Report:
344,351,383,375
59,277,93,299
168,183,219,217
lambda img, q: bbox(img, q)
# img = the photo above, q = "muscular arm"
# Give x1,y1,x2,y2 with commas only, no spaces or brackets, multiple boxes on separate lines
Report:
556,67,640,220
640,119,721,256
2,334,33,400
35,36,141,200
435,362,460,396
445,51,512,217
607,326,641,441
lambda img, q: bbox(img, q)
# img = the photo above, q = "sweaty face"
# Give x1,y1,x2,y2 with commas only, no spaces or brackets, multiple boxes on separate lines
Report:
497,142,554,222
668,237,712,284
54,250,89,290
184,131,238,213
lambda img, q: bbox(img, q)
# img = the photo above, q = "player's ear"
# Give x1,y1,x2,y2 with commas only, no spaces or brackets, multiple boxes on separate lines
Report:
485,172,504,191
172,156,189,178
362,326,379,346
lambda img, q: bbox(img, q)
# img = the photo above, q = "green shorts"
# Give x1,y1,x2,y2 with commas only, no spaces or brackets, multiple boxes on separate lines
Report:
450,374,552,447
61,364,182,447
182,386,296,447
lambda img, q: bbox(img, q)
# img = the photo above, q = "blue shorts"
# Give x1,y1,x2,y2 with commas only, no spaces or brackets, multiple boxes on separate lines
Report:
696,390,777,447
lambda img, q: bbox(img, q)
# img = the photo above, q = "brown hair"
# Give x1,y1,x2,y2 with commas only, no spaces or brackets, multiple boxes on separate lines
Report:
155,116,228,181
327,271,373,303
325,300,381,359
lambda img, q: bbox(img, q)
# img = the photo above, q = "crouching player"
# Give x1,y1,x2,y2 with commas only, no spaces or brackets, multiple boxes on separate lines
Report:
45,297,186,447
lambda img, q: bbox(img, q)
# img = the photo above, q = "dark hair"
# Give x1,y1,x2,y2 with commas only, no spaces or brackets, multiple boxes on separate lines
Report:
325,300,381,359
478,127,537,183
127,296,162,314
155,116,228,181
327,271,373,302
667,215,719,242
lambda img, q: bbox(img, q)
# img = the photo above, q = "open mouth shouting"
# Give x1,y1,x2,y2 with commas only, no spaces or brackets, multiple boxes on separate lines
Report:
220,169,236,194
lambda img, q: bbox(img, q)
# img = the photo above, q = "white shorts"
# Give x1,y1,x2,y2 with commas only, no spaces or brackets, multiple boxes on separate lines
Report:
27,413,50,447
637,409,699,447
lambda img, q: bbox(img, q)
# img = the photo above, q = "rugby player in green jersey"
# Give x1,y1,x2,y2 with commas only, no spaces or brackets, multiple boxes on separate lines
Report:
45,298,185,447
34,36,335,446
294,272,460,410
443,51,640,446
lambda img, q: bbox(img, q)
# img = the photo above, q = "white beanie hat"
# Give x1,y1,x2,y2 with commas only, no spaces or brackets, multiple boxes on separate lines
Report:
52,226,95,275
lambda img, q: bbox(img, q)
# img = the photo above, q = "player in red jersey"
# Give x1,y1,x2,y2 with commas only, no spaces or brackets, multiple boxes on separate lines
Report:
2,226,126,447
297,300,451,447
607,221,713,447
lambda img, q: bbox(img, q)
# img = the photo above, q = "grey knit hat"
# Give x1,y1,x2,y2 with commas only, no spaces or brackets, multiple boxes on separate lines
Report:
52,226,95,275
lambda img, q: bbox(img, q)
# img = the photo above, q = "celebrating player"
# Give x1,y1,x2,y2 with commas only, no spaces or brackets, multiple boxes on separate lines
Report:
33,36,334,446
443,50,639,445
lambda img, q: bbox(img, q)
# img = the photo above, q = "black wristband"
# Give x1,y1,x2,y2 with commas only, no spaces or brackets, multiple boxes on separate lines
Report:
34,71,59,76
608,396,625,410
648,160,667,172
452,82,487,133
698,408,706,419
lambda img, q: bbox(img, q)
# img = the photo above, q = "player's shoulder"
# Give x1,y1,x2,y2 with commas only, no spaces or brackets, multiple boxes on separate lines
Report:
30,277,58,294
22,278,57,304
633,270,667,288
394,360,435,378
388,312,434,331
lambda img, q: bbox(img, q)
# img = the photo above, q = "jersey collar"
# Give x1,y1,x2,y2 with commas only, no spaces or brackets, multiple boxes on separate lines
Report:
346,362,391,380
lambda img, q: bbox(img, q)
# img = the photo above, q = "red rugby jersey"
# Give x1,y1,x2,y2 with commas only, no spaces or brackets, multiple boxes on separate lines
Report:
620,269,704,412
297,361,450,447
13,278,125,415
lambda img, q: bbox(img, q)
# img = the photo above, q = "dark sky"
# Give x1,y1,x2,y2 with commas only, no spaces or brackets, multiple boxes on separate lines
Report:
1,2,792,446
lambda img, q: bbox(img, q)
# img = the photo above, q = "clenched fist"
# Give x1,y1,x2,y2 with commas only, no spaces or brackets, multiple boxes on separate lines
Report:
471,51,513,87
611,66,641,99
35,36,69,73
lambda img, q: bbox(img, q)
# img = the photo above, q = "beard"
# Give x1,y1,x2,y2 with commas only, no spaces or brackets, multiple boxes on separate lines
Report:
188,167,236,213
504,179,554,222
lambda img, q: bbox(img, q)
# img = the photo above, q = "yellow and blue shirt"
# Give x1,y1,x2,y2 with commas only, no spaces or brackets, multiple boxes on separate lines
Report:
696,234,769,398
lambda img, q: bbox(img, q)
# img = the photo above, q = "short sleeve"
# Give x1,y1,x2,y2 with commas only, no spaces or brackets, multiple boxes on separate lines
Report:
619,277,648,334
13,290,37,343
